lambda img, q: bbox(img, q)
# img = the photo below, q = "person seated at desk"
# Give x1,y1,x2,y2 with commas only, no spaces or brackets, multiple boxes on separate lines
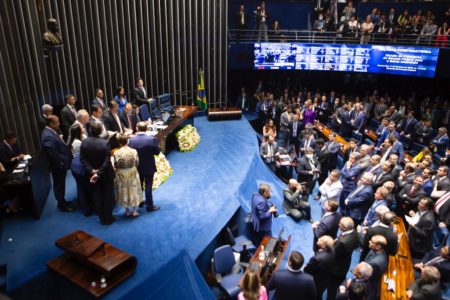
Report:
238,269,268,300
406,266,442,300
283,179,312,222
266,250,317,300
0,132,26,172
0,162,21,214
260,135,279,172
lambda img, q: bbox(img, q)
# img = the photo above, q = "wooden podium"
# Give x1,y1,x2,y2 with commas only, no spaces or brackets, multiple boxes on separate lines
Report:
208,107,242,121
47,230,137,298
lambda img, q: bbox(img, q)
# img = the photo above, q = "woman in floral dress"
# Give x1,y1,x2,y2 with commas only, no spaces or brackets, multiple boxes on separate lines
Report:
113,134,143,217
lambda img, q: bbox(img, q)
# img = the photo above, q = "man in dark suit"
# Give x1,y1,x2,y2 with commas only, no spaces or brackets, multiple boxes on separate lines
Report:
324,133,341,167
102,101,125,149
283,179,312,222
87,105,109,139
397,175,426,214
316,139,332,186
406,266,442,300
408,197,436,259
431,166,450,201
351,103,366,134
41,115,74,212
131,78,149,106
372,161,394,190
296,147,321,195
343,139,359,162
364,235,388,300
305,235,336,300
344,172,374,225
235,5,247,42
312,199,341,252
316,96,330,124
128,122,161,212
414,245,450,284
299,131,316,156
39,104,53,132
250,183,277,243
328,217,360,300
91,88,106,111
235,87,249,110
398,110,417,137
60,94,77,141
0,132,24,171
260,135,279,172
339,153,363,211
360,211,399,261
413,118,433,145
266,250,317,300
80,121,115,225
120,103,139,133
288,114,302,154
430,127,449,157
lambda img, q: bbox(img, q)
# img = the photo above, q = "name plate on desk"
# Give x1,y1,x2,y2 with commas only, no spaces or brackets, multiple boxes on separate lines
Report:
47,230,137,298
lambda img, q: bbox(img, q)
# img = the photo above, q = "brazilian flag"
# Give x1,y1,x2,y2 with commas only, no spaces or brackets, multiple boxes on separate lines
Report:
196,69,208,110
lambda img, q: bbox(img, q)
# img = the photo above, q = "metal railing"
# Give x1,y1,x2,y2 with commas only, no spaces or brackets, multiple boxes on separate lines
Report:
229,29,450,48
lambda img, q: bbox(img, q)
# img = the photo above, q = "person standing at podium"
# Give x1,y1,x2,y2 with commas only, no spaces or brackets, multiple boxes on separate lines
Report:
251,183,277,243
129,122,161,212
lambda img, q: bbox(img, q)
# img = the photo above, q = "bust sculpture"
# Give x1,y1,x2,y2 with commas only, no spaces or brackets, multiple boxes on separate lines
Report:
42,18,62,46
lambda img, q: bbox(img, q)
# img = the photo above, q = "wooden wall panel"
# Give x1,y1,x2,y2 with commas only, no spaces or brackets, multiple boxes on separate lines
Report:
0,0,228,153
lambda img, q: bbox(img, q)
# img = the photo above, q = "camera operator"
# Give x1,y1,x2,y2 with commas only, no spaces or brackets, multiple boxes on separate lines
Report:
252,183,278,244
283,179,313,223
297,147,321,195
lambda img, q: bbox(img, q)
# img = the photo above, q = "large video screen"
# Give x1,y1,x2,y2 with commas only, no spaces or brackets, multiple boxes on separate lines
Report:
254,43,439,78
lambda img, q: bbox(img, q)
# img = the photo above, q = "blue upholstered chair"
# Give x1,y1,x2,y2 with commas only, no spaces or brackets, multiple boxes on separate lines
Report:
225,227,256,254
213,245,243,298
159,93,172,112
139,103,151,121
149,99,162,119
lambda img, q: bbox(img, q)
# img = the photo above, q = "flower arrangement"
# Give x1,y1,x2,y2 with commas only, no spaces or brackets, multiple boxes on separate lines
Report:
152,153,173,189
175,125,201,152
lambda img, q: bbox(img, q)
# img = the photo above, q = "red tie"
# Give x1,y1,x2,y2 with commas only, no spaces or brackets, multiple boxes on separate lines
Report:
409,187,415,197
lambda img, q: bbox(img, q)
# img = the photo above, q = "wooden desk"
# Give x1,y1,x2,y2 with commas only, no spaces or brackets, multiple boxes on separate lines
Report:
247,235,291,284
314,122,349,156
47,231,137,298
364,129,378,142
155,106,198,153
380,218,414,300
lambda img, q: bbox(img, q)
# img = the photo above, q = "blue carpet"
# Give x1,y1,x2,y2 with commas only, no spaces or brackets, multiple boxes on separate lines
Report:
0,116,360,299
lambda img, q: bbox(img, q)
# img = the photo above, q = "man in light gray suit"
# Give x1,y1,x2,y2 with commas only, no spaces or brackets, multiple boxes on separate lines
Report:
260,135,279,172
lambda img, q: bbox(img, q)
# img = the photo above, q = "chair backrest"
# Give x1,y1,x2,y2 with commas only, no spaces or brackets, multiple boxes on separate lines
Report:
225,227,236,246
159,93,172,112
139,103,150,121
149,99,162,119
369,119,380,131
213,245,235,275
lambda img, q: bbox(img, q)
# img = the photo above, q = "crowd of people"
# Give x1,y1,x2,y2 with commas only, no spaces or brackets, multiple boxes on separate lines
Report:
0,78,162,224
241,81,450,299
235,1,450,47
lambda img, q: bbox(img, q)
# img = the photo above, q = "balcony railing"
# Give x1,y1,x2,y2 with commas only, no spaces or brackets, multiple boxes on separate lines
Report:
229,29,449,49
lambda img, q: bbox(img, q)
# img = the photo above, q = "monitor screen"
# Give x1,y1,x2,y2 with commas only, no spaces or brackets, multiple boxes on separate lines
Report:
254,43,439,78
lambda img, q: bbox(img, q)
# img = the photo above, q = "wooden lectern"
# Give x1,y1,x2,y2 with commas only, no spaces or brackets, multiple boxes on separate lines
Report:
47,230,137,298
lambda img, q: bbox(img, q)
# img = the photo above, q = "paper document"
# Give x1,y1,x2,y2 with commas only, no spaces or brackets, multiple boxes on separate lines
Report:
405,214,420,226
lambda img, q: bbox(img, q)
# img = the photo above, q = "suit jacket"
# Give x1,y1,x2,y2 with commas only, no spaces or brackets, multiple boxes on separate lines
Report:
397,184,426,208
352,111,366,133
399,117,418,135
299,137,316,152
365,250,388,281
376,130,399,147
128,133,160,175
364,199,388,226
316,147,332,174
431,134,449,157
259,142,279,163
343,147,359,162
421,248,450,283
389,110,403,124
331,230,360,277
346,184,373,221
314,211,342,239
408,279,442,300
408,210,435,254
316,101,329,123
372,171,394,190
266,269,316,300
361,225,399,260
325,141,341,167
392,141,404,162
235,94,249,110
102,110,124,134
235,11,247,28
251,193,272,233
60,105,77,139
413,122,432,144
288,120,302,140
79,137,114,181
374,103,387,120
340,162,363,192
91,97,106,111
131,86,148,106
375,124,387,138
433,176,450,194
296,156,320,190
119,110,138,132
304,249,335,294
339,110,352,137
0,140,21,171
423,179,433,196
283,187,307,214
279,111,291,132
41,127,72,171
